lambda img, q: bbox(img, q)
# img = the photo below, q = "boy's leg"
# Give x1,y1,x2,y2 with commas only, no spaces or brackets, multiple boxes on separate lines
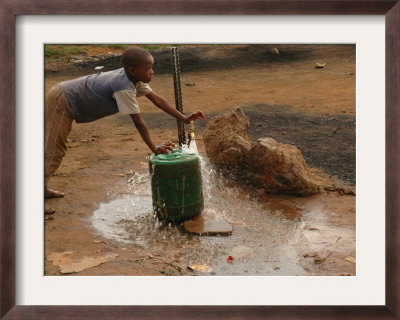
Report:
44,84,74,199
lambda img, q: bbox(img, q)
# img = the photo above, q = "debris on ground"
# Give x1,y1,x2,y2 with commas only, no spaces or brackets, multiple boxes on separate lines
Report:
345,256,356,263
187,264,214,273
315,62,326,68
47,251,118,274
270,48,280,55
94,66,104,72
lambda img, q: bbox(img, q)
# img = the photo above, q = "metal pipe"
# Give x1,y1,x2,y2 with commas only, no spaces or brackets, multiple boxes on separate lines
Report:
171,47,186,147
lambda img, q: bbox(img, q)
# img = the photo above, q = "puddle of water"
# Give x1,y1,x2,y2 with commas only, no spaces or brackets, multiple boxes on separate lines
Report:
92,155,312,276
92,155,355,276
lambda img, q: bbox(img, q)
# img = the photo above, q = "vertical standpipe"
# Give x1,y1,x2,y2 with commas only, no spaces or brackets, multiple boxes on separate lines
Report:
171,47,186,147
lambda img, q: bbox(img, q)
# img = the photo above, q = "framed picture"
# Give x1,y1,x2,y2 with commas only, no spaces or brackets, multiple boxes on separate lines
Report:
1,1,399,319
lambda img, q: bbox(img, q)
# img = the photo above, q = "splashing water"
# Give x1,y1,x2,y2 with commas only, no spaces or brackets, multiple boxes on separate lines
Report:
188,140,198,154
181,140,198,155
91,149,321,275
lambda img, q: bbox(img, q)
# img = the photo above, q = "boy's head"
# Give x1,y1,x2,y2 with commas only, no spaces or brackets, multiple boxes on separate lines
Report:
121,46,154,83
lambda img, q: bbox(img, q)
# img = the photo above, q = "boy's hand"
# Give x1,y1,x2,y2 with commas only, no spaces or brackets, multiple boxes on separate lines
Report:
183,110,204,124
154,141,174,154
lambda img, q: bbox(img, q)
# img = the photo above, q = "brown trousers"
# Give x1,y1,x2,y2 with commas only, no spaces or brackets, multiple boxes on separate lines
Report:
44,84,74,192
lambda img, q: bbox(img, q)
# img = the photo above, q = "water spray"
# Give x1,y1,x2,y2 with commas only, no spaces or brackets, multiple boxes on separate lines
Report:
188,120,195,145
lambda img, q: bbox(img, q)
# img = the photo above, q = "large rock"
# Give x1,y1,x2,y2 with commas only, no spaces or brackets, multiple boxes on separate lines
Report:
245,138,322,196
203,107,252,166
203,107,322,196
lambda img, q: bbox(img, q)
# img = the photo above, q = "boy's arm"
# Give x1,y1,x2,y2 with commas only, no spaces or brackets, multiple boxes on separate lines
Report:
146,91,204,124
130,113,173,154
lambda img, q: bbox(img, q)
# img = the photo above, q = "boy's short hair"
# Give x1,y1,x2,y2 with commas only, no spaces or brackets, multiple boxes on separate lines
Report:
121,47,152,69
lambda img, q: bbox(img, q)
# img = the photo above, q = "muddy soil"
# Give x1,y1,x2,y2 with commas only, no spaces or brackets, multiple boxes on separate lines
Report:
44,44,356,276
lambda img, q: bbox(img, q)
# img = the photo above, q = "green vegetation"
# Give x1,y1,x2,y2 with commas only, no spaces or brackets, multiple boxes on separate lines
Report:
44,45,89,61
91,44,129,50
140,45,172,51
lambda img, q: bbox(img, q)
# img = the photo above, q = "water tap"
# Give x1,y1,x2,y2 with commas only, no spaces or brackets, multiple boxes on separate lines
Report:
188,121,195,145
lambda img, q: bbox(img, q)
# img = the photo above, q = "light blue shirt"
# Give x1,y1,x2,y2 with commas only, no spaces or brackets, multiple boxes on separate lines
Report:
60,68,151,123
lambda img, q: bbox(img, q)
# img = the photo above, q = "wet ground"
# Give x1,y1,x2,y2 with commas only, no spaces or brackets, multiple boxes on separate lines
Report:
44,44,356,276
91,157,355,276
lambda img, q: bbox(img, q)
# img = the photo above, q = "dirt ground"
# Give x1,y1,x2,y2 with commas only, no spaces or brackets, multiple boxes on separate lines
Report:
44,44,356,276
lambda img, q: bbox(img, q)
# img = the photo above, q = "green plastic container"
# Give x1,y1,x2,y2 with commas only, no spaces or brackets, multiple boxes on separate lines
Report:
149,149,204,222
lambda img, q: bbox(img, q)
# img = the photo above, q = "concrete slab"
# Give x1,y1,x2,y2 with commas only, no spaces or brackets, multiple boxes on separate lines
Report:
183,220,233,236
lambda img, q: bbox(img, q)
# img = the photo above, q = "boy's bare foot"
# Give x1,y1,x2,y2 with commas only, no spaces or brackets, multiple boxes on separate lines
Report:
45,206,56,214
45,189,65,199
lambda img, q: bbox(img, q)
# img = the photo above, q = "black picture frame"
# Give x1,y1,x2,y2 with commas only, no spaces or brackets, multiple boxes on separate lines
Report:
1,1,399,319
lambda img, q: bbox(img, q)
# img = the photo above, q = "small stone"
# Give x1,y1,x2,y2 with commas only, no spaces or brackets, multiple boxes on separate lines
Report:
183,220,233,236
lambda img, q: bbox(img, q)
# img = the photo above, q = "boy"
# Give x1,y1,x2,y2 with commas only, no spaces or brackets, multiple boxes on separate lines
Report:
45,46,204,213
